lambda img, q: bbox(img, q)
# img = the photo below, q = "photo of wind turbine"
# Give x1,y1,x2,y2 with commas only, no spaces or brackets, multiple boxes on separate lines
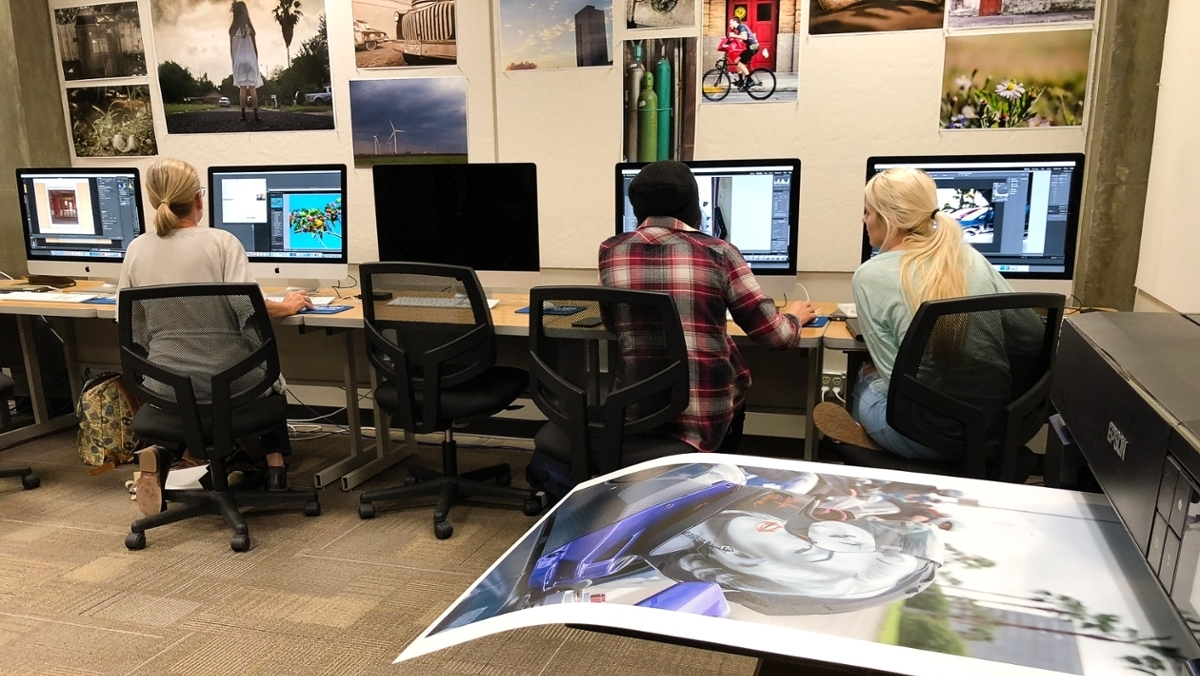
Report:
349,77,468,167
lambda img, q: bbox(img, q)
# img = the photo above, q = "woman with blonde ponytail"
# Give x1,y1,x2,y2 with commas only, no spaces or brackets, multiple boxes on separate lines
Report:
117,158,312,506
813,167,1016,460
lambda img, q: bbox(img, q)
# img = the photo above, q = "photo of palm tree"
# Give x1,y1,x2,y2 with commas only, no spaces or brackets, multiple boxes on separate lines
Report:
150,0,335,133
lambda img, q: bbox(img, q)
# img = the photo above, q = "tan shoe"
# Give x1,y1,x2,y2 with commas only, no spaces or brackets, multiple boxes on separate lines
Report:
813,403,883,451
134,446,170,516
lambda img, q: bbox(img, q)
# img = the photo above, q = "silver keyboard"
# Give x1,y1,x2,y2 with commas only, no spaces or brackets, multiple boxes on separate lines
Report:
0,291,97,303
267,295,335,306
387,296,501,309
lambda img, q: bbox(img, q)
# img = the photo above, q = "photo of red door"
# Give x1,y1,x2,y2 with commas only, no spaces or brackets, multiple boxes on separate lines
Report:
727,0,777,71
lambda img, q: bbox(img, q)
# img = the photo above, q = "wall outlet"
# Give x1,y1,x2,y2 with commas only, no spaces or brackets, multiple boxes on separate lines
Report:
822,371,846,403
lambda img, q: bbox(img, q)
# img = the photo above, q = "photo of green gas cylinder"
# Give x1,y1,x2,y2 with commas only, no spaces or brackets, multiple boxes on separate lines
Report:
622,38,695,162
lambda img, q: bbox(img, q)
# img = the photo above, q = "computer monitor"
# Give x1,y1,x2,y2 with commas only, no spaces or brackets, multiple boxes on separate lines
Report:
208,164,348,286
16,167,145,280
615,159,801,297
373,163,540,289
864,154,1085,280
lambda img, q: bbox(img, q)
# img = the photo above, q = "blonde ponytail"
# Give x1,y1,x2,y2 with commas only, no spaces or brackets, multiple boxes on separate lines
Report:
145,158,201,237
865,168,967,312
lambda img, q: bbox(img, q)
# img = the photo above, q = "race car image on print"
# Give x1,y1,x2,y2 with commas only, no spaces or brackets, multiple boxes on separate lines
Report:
397,455,1196,675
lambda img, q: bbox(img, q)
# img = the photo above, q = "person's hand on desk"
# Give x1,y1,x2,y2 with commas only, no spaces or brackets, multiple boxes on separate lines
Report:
781,300,817,327
266,290,314,318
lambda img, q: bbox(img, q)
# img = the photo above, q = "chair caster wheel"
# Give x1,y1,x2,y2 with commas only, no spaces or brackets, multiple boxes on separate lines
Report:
125,532,146,550
522,497,543,517
230,533,251,552
21,473,40,490
304,500,321,517
359,502,376,519
434,521,453,540
497,473,512,486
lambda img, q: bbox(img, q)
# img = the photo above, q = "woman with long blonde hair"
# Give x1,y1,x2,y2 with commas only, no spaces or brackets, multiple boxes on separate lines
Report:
814,167,1015,459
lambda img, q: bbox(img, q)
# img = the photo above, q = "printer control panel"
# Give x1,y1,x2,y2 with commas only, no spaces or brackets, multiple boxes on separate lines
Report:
1149,454,1200,644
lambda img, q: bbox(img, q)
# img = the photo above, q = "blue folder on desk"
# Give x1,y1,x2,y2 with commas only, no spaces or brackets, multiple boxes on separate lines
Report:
298,305,352,315
82,297,116,305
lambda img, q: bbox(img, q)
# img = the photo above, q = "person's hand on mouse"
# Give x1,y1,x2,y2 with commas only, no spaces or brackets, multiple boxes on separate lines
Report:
782,300,817,326
283,290,314,315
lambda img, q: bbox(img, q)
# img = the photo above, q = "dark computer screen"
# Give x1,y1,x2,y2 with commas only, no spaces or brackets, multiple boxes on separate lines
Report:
615,159,800,275
208,164,348,263
864,154,1085,280
373,163,540,272
16,167,144,262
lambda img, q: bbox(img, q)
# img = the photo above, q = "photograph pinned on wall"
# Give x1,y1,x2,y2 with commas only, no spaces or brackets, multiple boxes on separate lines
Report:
948,0,1095,30
351,0,457,69
348,77,468,167
149,0,334,133
54,2,147,81
941,29,1092,129
499,0,613,70
699,0,798,103
65,84,158,157
622,39,697,162
626,0,696,30
808,0,945,35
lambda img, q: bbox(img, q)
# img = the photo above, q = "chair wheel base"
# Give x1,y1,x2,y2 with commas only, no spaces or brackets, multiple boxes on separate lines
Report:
434,521,453,539
522,497,542,517
125,532,146,550
359,502,376,519
304,500,321,517
21,474,40,490
230,533,251,552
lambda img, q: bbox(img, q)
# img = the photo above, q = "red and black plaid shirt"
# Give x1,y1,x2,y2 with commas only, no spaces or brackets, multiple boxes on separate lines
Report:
599,217,803,451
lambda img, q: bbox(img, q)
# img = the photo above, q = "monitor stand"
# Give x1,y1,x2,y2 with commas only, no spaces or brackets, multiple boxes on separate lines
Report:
285,279,322,293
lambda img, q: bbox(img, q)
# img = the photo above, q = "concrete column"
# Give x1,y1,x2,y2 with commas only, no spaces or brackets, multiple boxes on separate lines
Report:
1073,0,1170,310
0,0,71,278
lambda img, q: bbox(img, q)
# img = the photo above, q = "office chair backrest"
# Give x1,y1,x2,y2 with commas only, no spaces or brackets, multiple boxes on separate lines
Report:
117,283,280,455
529,286,689,479
888,292,1065,479
360,262,497,433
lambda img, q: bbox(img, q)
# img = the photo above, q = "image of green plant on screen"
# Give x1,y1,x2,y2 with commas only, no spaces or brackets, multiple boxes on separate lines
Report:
286,194,342,249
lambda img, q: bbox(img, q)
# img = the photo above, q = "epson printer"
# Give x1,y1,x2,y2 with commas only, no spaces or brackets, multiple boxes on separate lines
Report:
1053,312,1200,652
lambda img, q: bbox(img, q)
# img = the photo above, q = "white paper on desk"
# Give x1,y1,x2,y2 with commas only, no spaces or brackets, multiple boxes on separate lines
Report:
164,464,208,490
395,454,1197,675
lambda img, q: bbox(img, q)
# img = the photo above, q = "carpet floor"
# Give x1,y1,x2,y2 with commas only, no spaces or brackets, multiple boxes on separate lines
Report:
0,430,758,676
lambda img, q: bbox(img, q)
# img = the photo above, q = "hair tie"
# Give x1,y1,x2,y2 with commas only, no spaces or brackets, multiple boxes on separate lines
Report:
930,209,939,219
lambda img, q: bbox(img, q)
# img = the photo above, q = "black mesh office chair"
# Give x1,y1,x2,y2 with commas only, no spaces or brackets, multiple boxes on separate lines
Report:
119,284,320,552
529,286,692,488
356,263,541,539
826,292,1065,482
0,373,39,490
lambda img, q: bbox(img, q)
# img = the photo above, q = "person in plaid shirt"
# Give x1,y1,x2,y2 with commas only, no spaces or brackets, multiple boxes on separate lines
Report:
600,161,815,452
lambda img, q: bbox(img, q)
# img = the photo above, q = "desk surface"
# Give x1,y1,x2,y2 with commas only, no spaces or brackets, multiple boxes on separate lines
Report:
0,280,102,318
396,454,1195,675
822,318,866,351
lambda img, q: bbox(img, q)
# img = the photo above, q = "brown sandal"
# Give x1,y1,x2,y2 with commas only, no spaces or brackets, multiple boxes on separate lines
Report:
813,403,883,450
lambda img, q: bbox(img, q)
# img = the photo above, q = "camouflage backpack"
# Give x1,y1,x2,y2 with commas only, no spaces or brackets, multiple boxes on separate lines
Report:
76,371,142,474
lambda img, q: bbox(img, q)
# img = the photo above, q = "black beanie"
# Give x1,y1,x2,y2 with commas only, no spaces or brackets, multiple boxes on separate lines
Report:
628,160,702,229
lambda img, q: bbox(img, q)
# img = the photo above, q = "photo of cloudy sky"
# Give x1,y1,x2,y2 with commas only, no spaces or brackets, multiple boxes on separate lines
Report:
500,0,614,70
349,77,468,166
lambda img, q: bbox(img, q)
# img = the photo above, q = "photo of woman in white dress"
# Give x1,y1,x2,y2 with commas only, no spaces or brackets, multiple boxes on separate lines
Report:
229,1,263,123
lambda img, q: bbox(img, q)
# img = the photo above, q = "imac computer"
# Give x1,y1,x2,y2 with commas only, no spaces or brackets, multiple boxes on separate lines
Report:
208,164,348,289
616,159,801,299
864,154,1085,284
372,163,540,291
16,167,145,288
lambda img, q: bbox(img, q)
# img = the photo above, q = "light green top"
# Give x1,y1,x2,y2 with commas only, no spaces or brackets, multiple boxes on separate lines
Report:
852,245,1014,385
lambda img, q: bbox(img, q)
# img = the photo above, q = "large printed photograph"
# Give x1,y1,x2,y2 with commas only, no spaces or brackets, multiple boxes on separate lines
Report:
351,0,457,68
622,38,697,162
349,77,468,167
66,84,159,157
499,0,614,70
150,0,335,133
700,0,798,104
400,459,1191,674
808,0,944,35
55,2,147,81
948,0,1095,30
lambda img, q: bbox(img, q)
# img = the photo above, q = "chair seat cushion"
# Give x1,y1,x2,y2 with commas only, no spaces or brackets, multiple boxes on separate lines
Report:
133,393,287,446
534,421,695,472
0,372,13,398
374,366,528,428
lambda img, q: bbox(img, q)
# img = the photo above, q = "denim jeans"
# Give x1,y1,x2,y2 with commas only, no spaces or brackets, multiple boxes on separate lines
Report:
852,369,957,462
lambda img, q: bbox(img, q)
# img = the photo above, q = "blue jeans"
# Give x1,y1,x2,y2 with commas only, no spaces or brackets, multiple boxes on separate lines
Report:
852,370,957,462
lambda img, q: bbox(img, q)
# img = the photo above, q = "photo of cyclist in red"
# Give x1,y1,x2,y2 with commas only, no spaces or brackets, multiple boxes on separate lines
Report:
727,17,760,90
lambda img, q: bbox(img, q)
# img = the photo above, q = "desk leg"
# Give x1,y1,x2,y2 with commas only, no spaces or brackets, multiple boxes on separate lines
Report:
56,318,83,408
0,315,78,450
804,344,824,462
340,367,412,491
314,329,378,489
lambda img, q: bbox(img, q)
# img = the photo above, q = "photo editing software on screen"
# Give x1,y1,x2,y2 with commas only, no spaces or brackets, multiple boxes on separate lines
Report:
619,162,798,274
867,155,1083,278
17,169,142,261
210,166,347,262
